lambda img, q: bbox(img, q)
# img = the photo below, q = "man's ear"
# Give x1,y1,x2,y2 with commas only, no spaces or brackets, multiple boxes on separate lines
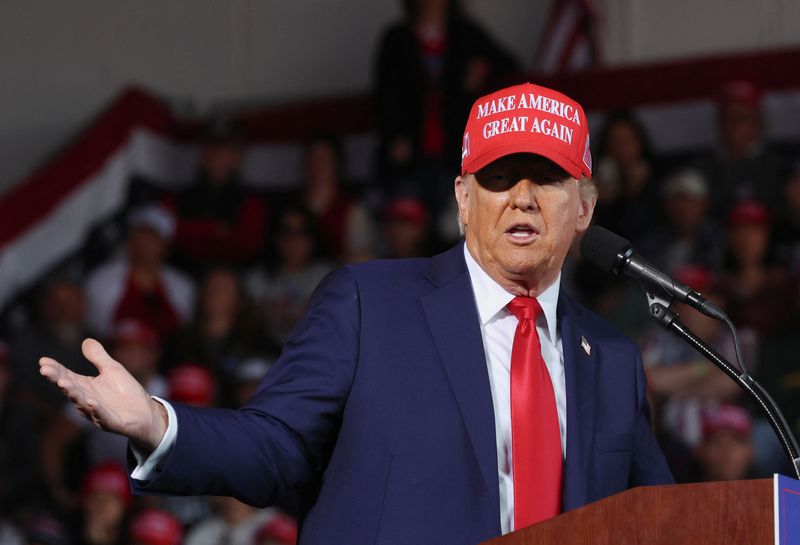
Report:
575,182,597,234
454,175,470,229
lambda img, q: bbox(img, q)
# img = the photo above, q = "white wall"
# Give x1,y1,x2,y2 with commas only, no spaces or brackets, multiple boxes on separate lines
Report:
0,0,548,194
601,0,800,65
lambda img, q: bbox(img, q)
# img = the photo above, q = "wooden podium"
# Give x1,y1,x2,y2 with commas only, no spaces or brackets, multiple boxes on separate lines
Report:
482,480,774,545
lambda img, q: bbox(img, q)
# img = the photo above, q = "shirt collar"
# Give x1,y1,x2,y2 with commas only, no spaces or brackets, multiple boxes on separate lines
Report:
463,243,560,342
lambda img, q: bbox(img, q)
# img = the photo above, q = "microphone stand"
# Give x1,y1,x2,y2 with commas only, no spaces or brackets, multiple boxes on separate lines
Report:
644,289,800,480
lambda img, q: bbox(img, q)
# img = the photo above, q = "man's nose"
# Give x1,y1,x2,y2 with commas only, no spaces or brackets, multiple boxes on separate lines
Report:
510,179,537,210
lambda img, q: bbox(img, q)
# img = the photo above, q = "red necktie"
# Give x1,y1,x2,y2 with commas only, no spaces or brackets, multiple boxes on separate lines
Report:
506,296,562,530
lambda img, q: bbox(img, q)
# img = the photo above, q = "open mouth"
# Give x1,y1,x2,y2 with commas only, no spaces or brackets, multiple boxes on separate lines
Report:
505,223,539,243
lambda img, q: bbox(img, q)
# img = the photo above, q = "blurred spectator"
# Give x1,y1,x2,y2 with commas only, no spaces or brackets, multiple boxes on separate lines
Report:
245,204,332,347
297,135,372,262
252,513,297,545
718,200,798,340
374,0,518,179
9,278,95,412
592,111,662,243
0,341,47,518
167,267,262,406
74,463,130,545
773,160,800,272
380,196,432,258
41,321,166,509
170,117,267,273
639,169,725,274
695,80,788,217
185,498,291,545
22,514,69,545
167,364,215,407
642,266,756,451
694,405,754,481
85,205,194,340
128,510,181,545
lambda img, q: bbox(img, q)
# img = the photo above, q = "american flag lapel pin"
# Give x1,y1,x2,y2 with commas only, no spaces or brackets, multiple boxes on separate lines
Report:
580,336,591,356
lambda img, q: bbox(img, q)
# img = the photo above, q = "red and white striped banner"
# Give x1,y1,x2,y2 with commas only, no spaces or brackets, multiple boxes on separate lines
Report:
534,0,602,75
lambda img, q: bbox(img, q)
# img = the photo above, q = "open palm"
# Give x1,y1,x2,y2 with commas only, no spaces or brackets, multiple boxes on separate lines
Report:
39,338,166,451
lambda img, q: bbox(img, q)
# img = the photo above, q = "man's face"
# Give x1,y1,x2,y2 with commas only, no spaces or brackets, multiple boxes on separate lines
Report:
666,193,707,236
200,142,242,184
729,223,769,267
127,226,167,269
698,430,753,481
718,101,762,159
455,154,594,293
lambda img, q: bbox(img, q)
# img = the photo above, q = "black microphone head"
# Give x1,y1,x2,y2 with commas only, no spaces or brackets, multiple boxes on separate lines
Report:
580,225,632,275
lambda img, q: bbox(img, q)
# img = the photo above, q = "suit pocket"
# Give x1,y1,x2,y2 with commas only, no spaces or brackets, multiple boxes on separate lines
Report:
595,431,635,452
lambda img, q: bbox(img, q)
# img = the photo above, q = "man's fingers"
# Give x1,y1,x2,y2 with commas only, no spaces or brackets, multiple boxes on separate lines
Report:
81,338,119,372
39,357,70,383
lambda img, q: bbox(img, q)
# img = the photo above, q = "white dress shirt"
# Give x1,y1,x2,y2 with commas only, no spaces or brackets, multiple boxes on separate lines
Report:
132,245,568,535
463,244,567,535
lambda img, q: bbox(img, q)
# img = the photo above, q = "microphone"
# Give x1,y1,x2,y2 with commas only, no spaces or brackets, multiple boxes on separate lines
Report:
580,225,727,320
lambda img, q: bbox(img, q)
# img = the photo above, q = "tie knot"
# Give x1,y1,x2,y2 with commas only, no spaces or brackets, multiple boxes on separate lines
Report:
506,296,542,322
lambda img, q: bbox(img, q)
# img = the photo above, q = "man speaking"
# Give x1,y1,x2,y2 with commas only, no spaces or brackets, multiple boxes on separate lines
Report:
41,83,673,545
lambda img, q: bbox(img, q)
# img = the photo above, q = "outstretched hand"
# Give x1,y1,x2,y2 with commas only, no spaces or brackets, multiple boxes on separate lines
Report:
39,338,168,452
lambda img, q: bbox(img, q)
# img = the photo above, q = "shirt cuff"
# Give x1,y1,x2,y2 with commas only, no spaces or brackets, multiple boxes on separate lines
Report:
130,396,178,481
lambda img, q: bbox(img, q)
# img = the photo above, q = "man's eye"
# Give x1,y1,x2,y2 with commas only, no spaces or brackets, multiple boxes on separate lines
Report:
477,173,514,191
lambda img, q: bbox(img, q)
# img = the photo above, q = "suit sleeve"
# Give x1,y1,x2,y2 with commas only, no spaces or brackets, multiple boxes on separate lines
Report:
130,267,361,507
629,348,675,487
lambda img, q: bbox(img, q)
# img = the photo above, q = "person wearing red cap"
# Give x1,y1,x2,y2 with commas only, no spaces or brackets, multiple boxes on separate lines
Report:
695,79,790,218
76,462,131,545
380,196,432,258
719,200,797,340
42,82,672,545
695,404,754,482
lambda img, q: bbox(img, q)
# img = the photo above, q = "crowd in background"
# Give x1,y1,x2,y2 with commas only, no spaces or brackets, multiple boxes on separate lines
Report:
2,1,800,545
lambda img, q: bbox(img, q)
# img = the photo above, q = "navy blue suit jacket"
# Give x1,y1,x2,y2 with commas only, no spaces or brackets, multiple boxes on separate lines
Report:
132,242,673,544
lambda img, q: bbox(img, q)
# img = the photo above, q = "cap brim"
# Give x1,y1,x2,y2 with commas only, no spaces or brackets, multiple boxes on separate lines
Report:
463,142,583,180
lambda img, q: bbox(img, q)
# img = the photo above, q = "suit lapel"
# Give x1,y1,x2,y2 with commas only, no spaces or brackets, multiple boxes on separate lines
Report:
420,244,501,527
558,292,598,511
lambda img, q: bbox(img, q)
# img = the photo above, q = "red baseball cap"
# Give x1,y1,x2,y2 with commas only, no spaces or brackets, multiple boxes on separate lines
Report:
461,82,592,179
673,265,714,293
254,513,298,544
81,461,132,506
383,197,428,225
167,363,214,407
130,510,183,545
718,79,761,107
111,318,158,346
727,200,769,227
702,405,752,440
